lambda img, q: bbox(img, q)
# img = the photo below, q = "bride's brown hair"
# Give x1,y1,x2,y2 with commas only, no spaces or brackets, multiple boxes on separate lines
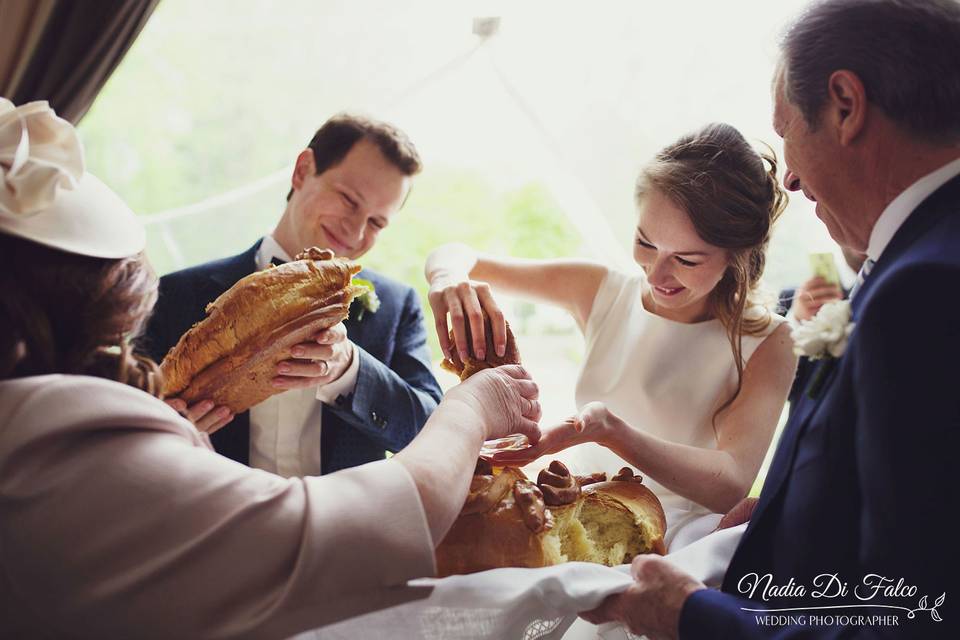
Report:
0,232,163,396
635,122,788,422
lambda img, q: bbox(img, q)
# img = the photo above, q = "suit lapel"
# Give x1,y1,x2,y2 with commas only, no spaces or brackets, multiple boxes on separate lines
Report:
208,239,262,290
741,359,836,540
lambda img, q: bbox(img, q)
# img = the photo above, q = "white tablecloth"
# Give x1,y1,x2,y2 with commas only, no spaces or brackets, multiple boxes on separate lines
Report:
296,523,746,640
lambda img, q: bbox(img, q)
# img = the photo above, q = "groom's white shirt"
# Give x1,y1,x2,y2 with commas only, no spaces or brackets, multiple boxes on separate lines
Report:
867,156,960,264
248,234,361,477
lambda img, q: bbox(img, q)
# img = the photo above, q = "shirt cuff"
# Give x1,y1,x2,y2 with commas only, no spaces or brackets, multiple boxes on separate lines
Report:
315,342,360,404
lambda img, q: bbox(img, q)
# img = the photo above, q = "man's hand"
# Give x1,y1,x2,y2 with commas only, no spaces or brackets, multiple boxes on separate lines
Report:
579,556,705,640
272,322,354,390
165,398,234,434
792,276,843,322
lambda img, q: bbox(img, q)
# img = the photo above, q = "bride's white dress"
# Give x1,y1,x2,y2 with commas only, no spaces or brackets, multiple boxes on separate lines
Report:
560,268,785,552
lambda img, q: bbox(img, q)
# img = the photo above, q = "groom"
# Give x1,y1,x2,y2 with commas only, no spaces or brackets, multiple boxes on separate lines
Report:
146,114,442,475
583,1,960,637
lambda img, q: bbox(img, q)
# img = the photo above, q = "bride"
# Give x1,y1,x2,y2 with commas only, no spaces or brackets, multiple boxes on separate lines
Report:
425,122,798,551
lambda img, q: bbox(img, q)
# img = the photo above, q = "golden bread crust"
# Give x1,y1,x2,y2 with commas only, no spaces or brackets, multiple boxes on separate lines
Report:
159,252,363,413
441,316,521,380
435,467,667,576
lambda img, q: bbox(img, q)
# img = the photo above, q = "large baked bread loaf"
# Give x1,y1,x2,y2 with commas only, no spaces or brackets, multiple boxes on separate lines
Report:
159,247,365,413
436,462,666,576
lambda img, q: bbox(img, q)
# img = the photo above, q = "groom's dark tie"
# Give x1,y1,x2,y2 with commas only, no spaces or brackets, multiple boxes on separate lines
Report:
270,256,287,267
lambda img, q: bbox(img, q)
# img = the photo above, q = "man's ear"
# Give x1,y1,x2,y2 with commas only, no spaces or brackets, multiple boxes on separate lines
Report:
291,149,316,192
826,70,867,146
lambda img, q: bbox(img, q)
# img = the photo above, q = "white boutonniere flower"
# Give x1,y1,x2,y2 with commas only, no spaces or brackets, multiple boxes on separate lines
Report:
791,299,855,359
351,278,380,321
791,300,856,399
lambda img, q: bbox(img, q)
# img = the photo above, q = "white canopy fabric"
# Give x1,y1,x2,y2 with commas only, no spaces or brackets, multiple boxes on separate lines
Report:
80,0,846,288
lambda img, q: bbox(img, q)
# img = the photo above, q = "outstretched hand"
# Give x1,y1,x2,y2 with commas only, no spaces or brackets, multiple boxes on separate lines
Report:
489,401,616,465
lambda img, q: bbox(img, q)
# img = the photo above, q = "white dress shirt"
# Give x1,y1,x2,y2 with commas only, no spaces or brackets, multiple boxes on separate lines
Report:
248,235,361,477
866,156,960,264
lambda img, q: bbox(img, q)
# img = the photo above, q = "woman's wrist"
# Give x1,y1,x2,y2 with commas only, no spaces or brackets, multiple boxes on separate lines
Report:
596,410,622,449
425,243,476,284
430,396,488,442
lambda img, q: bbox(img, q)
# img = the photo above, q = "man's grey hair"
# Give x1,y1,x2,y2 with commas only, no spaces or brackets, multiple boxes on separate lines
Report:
781,0,960,143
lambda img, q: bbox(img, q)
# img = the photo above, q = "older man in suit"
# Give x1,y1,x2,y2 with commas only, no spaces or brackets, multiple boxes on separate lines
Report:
146,114,442,475
582,1,960,638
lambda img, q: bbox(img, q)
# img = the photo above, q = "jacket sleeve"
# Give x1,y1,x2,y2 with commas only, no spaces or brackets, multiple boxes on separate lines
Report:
327,286,443,452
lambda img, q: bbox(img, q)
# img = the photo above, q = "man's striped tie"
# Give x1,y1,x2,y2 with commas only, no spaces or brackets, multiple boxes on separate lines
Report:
849,258,876,300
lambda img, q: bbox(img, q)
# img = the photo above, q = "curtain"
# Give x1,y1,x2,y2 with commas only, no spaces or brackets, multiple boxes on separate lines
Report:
1,0,161,124
0,0,56,95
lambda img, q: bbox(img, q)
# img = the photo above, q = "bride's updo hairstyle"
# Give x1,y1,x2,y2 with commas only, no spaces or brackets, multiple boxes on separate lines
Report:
0,232,163,397
635,122,788,419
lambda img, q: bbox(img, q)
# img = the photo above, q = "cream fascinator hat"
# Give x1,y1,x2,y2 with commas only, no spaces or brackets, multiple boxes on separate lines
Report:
0,97,145,258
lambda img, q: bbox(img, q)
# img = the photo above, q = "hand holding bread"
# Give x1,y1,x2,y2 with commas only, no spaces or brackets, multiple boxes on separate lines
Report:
579,554,705,637
433,324,664,577
444,365,542,444
272,322,355,390
159,247,366,414
165,398,234,435
427,272,508,365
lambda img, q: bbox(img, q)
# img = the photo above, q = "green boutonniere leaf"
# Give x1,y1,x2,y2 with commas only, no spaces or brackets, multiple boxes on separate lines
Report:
351,277,380,321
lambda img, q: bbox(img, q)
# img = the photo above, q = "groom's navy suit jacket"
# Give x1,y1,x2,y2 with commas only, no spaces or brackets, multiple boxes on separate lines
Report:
680,176,960,638
144,240,442,473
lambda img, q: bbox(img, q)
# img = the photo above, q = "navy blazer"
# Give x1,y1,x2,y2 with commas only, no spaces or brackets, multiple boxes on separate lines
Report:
680,176,960,639
143,240,442,473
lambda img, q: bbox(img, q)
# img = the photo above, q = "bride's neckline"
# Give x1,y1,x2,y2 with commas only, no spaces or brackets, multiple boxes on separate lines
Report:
638,282,720,326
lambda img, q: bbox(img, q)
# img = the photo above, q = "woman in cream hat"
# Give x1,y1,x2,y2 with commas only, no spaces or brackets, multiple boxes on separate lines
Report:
0,98,542,638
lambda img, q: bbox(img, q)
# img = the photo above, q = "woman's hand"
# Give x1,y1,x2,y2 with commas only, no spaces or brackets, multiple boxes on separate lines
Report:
489,401,617,465
165,398,234,434
443,364,542,443
793,276,843,321
427,272,507,364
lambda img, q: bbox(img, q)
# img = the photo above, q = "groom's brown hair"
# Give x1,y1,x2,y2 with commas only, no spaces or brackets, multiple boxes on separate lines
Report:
286,113,422,200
